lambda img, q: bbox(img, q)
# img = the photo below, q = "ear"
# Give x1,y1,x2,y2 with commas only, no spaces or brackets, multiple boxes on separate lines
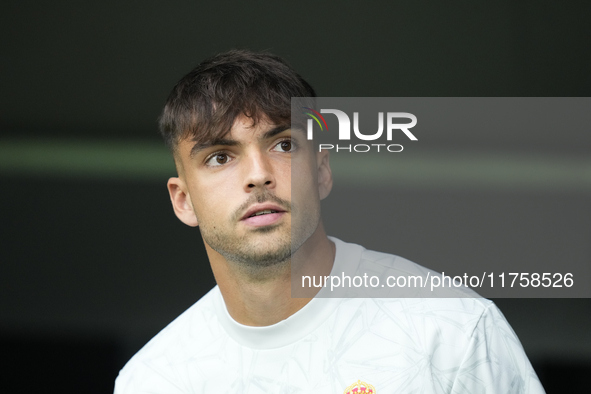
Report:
167,177,199,227
316,149,333,200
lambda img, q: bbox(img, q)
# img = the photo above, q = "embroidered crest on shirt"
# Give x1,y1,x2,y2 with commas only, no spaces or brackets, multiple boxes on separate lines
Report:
344,380,376,394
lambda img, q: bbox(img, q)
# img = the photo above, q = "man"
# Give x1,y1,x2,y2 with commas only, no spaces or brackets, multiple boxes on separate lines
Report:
115,50,545,393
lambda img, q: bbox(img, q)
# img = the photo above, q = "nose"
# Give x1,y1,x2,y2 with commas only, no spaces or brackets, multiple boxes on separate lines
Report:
243,150,275,192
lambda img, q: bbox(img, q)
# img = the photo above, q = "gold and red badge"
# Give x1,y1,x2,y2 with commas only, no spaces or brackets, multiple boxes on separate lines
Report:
344,380,376,394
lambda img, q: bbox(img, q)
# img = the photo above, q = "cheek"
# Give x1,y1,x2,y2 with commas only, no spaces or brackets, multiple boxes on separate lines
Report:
290,150,317,185
291,165,320,205
189,172,239,218
187,185,216,219
293,151,317,180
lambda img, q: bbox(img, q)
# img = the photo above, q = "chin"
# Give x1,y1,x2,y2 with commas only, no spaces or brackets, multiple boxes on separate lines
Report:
246,233,292,261
231,245,292,269
210,229,293,268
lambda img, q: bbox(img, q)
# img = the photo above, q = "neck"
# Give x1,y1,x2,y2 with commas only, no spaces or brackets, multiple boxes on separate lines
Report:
205,222,335,326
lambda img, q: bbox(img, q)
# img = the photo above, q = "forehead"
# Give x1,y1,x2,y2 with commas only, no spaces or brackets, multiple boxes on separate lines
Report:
201,114,282,143
226,115,275,137
175,116,290,159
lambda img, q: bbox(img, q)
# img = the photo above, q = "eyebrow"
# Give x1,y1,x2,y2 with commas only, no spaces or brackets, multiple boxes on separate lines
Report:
189,125,290,158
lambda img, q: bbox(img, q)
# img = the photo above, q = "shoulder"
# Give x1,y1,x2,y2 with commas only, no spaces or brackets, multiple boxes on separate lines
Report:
327,237,494,340
328,237,480,298
114,286,224,394
333,296,496,348
328,238,544,392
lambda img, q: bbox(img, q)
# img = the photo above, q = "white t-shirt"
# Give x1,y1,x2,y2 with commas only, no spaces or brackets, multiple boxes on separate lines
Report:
115,238,545,393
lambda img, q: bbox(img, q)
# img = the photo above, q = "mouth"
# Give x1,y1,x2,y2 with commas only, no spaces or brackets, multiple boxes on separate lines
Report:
247,209,279,218
241,204,287,227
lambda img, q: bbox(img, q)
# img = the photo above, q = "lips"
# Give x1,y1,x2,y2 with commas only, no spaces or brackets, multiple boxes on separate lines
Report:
240,203,287,227
248,209,278,217
241,203,286,220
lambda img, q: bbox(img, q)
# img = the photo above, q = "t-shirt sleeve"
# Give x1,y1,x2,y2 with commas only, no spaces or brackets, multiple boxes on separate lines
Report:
450,302,546,393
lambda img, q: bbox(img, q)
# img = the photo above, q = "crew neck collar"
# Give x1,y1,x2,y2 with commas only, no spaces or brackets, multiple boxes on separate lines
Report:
213,237,363,349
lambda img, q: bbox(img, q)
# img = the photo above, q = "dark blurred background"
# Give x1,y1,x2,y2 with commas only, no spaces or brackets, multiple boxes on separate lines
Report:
1,1,590,392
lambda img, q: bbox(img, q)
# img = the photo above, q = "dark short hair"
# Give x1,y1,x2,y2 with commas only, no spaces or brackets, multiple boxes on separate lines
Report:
159,49,316,153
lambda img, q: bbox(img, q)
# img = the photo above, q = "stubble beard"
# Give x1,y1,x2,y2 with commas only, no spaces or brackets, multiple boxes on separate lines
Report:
197,191,319,277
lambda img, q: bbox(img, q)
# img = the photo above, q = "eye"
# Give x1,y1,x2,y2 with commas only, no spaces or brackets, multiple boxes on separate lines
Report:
272,139,295,153
205,152,233,167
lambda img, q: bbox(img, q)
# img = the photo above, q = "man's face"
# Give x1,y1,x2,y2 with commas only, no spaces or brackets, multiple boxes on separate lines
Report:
169,115,328,270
